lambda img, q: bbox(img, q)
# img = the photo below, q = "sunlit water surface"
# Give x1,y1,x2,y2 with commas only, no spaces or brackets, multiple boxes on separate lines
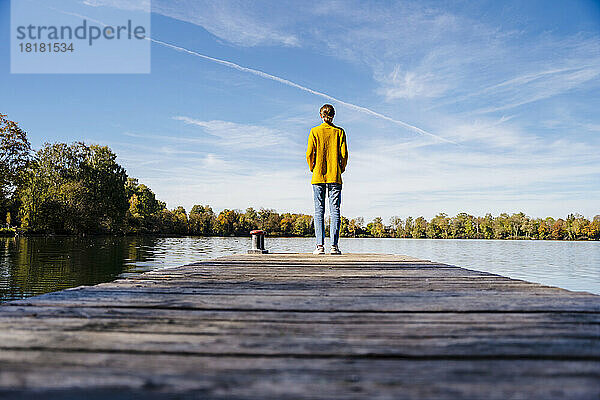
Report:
1,236,598,301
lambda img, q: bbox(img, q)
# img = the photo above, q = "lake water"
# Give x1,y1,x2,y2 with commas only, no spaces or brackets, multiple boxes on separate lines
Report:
1,236,598,302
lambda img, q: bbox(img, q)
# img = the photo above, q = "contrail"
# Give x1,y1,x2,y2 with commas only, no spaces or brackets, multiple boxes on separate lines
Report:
150,38,455,144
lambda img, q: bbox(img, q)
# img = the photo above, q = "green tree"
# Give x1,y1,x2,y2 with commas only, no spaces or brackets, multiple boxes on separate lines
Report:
125,178,166,233
404,217,414,238
258,208,281,234
551,219,566,240
412,216,427,238
279,213,295,236
390,216,404,238
156,208,176,233
348,217,364,237
126,179,163,217
493,213,511,239
19,142,127,233
1,114,31,221
189,205,216,235
451,213,476,239
427,213,449,238
369,217,386,237
340,216,350,237
171,206,188,234
243,207,259,231
508,212,527,238
523,217,539,239
216,209,244,236
80,144,129,231
588,215,600,240
293,214,313,236
565,213,590,240
478,214,494,239
538,217,554,240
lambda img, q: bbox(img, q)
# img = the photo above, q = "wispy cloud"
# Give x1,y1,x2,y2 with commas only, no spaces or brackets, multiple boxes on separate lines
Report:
153,0,299,47
302,1,508,101
377,66,449,100
173,117,291,149
81,0,298,47
82,0,149,11
299,1,600,115
471,65,600,114
437,116,532,149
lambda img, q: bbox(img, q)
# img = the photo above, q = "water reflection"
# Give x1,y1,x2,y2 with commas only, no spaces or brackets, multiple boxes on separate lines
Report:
1,236,599,302
1,236,152,301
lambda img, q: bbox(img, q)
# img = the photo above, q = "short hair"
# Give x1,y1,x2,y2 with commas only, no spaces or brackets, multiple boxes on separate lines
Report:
320,104,335,122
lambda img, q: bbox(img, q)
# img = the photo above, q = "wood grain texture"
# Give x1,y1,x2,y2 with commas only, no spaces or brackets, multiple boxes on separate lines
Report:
0,252,599,399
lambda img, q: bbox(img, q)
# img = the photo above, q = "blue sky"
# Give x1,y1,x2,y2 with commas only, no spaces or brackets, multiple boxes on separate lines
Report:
2,0,599,220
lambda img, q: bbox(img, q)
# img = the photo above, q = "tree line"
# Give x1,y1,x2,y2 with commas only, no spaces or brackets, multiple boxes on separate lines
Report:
1,114,598,239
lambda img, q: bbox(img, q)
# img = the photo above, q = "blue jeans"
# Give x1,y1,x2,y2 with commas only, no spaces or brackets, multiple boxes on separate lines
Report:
313,183,342,247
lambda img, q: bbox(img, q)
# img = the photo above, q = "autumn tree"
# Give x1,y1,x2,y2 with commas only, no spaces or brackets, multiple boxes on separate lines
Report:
279,213,295,236
125,178,166,233
588,215,600,240
390,216,404,238
551,219,566,240
258,208,281,234
411,216,428,238
523,217,539,239
293,214,313,236
537,217,553,240
189,205,216,235
368,217,386,237
427,213,449,239
566,213,589,240
404,217,414,238
478,214,494,239
493,213,511,239
348,217,364,237
170,206,188,235
340,216,350,237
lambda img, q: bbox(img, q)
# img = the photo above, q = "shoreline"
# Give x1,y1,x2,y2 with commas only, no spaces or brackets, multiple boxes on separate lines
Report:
3,233,598,241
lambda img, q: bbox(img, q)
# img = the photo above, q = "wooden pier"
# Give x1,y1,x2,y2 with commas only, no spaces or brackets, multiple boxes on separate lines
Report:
0,253,599,399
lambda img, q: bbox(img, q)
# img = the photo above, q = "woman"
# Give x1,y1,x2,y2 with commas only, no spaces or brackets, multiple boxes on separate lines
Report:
306,104,348,255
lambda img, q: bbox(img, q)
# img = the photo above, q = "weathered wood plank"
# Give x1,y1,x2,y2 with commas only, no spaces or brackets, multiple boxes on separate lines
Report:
137,268,495,277
114,276,533,283
2,306,600,326
2,316,597,338
84,284,572,294
0,327,598,358
0,351,598,400
12,290,599,312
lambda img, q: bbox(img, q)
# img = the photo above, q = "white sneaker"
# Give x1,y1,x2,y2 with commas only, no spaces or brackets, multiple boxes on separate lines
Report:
330,245,342,255
313,245,325,255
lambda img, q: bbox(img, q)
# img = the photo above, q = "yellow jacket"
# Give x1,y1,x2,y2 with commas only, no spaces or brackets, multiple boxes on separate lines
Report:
306,122,348,184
